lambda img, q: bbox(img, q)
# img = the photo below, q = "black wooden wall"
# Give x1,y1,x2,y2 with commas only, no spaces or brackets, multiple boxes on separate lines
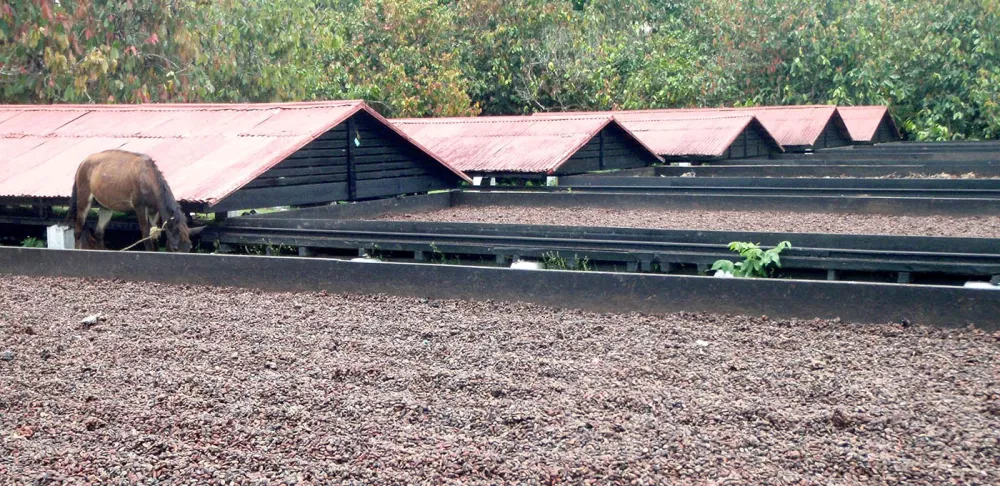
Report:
213,111,460,211
556,124,661,175
816,119,852,149
872,115,901,143
722,122,778,159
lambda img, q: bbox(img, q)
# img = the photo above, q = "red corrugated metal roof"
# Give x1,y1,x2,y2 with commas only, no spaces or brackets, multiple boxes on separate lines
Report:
535,105,845,148
725,106,841,148
391,115,663,174
594,113,781,158
0,101,469,206
838,105,901,143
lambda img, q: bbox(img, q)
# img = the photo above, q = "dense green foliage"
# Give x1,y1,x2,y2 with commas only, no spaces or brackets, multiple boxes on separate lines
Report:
2,0,998,139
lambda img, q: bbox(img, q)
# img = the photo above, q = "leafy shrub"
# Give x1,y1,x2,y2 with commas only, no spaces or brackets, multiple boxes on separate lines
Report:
20,237,45,248
711,241,791,278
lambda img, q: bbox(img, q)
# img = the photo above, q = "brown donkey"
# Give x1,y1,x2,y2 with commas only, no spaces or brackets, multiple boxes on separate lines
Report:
68,150,200,251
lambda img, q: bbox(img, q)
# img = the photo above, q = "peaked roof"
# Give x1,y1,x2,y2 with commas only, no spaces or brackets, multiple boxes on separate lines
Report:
534,105,848,149
0,101,469,206
838,105,902,143
391,115,663,174
584,113,781,158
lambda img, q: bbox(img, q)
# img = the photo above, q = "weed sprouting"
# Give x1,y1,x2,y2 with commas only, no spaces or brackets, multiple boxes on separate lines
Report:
429,242,460,265
542,251,592,271
711,241,791,278
21,237,45,248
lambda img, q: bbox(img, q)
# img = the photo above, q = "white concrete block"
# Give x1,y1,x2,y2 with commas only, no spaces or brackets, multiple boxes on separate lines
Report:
545,176,559,187
46,225,74,249
511,259,544,270
472,176,484,186
227,209,265,218
489,177,498,186
964,281,1000,289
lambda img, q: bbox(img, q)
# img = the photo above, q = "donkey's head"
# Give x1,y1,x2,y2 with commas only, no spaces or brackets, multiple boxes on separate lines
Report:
162,217,204,252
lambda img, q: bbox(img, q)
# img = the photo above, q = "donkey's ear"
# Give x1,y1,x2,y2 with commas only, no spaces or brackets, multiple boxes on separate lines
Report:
188,225,206,237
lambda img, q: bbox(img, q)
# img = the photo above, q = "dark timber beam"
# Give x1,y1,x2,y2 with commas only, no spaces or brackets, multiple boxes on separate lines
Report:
599,129,606,171
2,247,995,329
347,116,358,201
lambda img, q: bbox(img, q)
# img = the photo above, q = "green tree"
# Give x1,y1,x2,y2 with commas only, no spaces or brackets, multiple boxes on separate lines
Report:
335,0,478,117
688,0,1000,140
200,0,347,102
2,0,998,140
0,0,212,103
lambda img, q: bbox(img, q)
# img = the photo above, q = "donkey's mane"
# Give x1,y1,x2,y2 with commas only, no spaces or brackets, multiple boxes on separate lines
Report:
142,154,185,223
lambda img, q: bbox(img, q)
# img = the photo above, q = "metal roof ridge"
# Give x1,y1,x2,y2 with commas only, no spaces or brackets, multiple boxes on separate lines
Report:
840,104,889,109
706,104,835,110
621,113,758,122
0,100,366,112
0,133,308,139
417,133,594,138
392,115,612,125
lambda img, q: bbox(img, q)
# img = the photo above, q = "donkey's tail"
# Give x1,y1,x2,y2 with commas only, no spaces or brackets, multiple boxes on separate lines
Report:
66,178,79,225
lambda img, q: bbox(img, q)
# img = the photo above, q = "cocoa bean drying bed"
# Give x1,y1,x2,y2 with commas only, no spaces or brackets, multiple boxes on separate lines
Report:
5,188,1000,329
2,242,998,330
206,218,1000,287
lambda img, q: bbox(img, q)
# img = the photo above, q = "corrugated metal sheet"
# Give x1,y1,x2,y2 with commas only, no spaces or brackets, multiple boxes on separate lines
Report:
535,105,845,149
0,101,469,206
838,105,901,143
391,115,662,174
603,113,780,157
718,106,842,148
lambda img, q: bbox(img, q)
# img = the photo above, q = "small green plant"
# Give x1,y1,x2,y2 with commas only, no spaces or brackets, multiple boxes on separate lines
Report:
542,251,568,270
711,241,791,278
429,242,459,265
542,251,592,271
20,237,45,248
242,241,297,256
366,243,386,261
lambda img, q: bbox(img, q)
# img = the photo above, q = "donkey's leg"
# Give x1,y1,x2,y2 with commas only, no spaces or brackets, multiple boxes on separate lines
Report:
130,206,151,252
95,207,114,249
73,195,93,248
143,207,158,252
131,207,151,251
